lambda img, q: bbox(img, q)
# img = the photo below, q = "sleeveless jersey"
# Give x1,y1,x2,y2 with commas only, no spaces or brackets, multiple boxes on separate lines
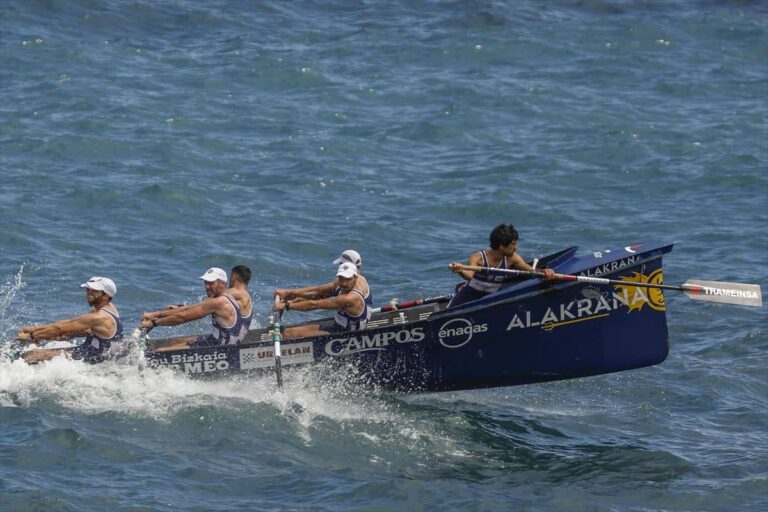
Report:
211,295,247,346
356,275,374,320
237,300,253,342
333,288,369,332
72,307,123,361
467,251,512,293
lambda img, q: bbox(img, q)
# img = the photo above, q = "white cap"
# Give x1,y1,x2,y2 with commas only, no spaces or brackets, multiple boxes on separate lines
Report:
336,262,358,279
333,249,362,268
199,267,227,283
80,276,117,297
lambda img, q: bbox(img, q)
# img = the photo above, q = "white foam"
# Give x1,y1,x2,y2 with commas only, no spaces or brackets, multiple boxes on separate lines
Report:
0,265,27,332
0,351,491,467
0,322,471,462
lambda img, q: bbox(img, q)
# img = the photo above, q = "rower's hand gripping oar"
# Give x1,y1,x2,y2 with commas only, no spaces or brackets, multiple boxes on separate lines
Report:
452,264,763,307
269,296,284,390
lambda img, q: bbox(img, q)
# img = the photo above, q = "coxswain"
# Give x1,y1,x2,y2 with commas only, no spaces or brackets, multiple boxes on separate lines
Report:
448,223,555,307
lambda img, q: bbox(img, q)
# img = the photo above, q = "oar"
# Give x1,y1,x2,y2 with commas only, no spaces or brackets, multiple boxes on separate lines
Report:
453,264,763,307
136,328,150,372
137,328,150,351
270,297,284,390
371,294,452,314
2,340,22,362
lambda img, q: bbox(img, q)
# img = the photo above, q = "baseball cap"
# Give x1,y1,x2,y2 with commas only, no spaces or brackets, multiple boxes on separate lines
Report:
199,267,228,283
336,262,358,279
333,249,362,268
80,276,117,297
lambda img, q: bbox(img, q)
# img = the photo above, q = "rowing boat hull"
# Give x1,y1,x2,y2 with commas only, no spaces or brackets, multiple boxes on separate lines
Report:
145,242,673,392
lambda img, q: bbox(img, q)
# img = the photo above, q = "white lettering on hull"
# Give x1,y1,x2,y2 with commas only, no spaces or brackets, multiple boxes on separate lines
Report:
324,328,426,357
437,319,489,349
506,287,656,331
580,256,639,277
167,351,230,374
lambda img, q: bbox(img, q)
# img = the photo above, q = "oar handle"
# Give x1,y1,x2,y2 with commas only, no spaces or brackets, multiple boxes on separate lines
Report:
271,296,284,389
453,263,545,280
371,294,452,314
272,296,284,324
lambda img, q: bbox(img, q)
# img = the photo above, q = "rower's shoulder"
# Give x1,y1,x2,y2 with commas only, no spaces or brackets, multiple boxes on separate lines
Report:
206,295,232,309
227,287,249,300
355,274,370,292
467,250,484,263
226,289,252,309
99,304,119,315
339,290,365,309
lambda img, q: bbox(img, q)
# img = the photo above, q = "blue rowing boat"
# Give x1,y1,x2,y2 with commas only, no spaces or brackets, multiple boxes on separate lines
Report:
145,241,675,391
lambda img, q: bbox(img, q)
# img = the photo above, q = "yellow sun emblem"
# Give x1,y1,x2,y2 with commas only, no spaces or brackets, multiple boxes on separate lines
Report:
614,269,666,312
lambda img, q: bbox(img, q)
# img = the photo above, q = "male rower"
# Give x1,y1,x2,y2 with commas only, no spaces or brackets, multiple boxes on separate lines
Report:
448,223,556,308
274,249,372,314
275,262,370,338
228,265,254,340
16,276,124,364
140,267,249,351
161,265,253,325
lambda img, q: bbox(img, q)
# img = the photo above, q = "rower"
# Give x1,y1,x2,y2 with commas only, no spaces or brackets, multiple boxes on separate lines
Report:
228,265,253,340
275,262,370,339
448,223,555,308
274,248,373,320
141,267,249,351
16,276,124,364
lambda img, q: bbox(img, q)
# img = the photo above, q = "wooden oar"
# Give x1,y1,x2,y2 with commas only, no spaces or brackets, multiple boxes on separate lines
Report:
453,264,763,307
371,294,452,314
270,297,284,390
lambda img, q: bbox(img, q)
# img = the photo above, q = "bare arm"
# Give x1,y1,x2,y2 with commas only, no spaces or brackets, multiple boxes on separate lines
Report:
279,293,361,315
274,281,336,301
510,253,555,280
16,311,108,343
140,298,223,329
142,304,193,322
449,252,483,281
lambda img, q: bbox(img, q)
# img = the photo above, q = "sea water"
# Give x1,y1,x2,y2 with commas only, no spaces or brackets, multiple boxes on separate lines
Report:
1,1,766,510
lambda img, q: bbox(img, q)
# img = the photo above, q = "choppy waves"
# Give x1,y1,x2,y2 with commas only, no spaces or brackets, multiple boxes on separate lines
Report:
1,0,766,510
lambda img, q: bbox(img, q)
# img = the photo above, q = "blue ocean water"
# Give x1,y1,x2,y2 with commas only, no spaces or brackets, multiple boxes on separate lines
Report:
1,1,766,510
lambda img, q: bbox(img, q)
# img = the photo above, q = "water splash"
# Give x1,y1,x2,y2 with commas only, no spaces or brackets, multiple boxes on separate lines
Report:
0,349,467,455
0,264,26,332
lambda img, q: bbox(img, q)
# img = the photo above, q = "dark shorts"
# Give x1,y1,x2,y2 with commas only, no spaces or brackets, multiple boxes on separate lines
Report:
188,335,219,348
321,322,346,334
447,284,488,308
71,342,109,364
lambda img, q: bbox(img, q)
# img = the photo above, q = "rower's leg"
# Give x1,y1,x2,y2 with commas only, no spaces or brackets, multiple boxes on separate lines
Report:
23,348,70,364
154,335,206,352
283,324,328,339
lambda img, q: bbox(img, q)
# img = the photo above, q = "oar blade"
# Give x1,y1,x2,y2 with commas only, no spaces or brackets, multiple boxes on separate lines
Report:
683,280,763,307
